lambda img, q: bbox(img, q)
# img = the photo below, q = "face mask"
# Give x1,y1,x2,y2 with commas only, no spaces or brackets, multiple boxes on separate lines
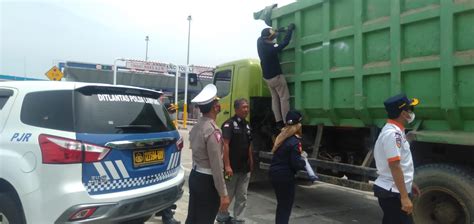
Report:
406,111,415,124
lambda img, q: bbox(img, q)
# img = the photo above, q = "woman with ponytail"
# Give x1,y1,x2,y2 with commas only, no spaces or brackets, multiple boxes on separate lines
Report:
269,110,307,224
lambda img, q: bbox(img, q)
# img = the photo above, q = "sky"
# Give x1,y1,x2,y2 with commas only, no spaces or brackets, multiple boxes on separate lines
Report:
0,0,296,79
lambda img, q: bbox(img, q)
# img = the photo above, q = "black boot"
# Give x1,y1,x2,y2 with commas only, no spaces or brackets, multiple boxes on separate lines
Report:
157,205,180,224
163,217,181,224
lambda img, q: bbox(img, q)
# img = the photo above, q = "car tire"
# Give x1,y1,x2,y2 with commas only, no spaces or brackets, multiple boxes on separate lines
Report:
413,163,474,224
0,192,26,224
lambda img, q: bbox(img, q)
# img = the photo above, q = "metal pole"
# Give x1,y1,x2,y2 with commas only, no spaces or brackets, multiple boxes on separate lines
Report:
186,16,191,65
145,36,149,61
113,59,118,85
184,15,192,129
174,64,179,128
113,58,124,85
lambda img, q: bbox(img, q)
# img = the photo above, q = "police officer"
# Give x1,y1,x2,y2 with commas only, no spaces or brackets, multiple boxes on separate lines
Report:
373,94,421,224
216,98,253,224
185,84,230,224
269,110,307,224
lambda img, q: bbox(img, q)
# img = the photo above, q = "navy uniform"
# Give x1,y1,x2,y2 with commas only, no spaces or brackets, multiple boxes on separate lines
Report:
269,111,306,224
185,84,228,224
257,24,295,129
374,94,419,224
216,115,252,223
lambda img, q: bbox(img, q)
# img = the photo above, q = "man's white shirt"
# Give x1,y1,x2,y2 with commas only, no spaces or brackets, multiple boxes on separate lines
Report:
374,120,414,193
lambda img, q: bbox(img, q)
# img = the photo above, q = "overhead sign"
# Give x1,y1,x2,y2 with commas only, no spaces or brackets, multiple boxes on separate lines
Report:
126,61,192,73
45,66,63,81
125,61,169,73
125,60,214,77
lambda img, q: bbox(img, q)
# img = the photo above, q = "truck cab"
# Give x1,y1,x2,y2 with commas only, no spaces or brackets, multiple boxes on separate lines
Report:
213,59,270,126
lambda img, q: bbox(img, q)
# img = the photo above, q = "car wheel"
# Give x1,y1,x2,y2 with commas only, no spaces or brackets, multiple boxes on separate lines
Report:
0,192,26,224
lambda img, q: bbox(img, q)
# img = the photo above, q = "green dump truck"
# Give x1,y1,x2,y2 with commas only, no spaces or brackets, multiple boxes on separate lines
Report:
212,0,474,223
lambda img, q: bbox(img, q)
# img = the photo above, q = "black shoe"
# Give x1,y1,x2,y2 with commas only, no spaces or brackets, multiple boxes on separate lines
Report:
163,217,181,224
275,121,284,131
216,217,233,224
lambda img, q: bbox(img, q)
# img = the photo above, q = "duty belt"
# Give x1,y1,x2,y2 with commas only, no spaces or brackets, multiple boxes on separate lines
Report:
193,164,213,175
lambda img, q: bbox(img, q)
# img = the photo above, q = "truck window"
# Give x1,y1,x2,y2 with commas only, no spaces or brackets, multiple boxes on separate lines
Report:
214,70,232,98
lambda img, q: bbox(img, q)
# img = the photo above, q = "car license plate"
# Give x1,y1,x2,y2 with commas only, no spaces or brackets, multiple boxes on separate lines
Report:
133,149,165,167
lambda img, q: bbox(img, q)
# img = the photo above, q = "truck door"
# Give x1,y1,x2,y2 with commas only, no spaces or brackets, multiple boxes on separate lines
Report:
213,66,234,126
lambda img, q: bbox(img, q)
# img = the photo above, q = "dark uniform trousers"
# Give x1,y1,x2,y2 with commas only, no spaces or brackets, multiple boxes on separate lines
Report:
269,135,306,224
185,170,220,224
374,185,413,224
270,171,295,224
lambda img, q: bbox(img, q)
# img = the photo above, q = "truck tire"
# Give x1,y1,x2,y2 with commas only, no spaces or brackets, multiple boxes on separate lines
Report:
413,164,474,224
0,192,26,224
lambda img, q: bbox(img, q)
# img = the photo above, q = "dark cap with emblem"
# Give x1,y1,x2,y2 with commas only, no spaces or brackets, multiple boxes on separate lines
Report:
286,110,303,125
261,28,272,37
261,27,277,39
384,93,420,118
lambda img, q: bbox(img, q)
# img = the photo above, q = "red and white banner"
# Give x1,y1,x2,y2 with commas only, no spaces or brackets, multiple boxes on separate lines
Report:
125,60,214,78
125,61,168,73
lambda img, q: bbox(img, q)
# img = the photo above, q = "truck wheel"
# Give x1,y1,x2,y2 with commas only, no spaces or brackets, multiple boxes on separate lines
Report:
0,192,25,224
413,164,474,224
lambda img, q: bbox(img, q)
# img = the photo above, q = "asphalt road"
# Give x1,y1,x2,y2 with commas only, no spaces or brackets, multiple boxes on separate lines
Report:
147,128,382,224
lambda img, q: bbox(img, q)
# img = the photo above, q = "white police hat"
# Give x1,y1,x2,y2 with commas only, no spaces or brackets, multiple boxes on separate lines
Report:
191,84,219,105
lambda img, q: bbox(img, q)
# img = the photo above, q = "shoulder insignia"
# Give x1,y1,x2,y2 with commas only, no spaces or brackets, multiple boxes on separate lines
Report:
297,142,302,153
273,43,279,48
223,123,230,128
214,131,222,143
233,121,239,129
395,132,402,148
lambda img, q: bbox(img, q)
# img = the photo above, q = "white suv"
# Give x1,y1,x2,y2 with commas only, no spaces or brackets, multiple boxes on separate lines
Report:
0,81,185,224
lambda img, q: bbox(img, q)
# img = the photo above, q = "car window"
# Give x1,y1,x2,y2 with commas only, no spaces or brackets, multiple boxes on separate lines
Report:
74,86,176,134
21,90,74,131
0,89,14,110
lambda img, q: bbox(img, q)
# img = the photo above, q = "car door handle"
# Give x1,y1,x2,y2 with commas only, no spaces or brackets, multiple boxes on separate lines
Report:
223,111,229,115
